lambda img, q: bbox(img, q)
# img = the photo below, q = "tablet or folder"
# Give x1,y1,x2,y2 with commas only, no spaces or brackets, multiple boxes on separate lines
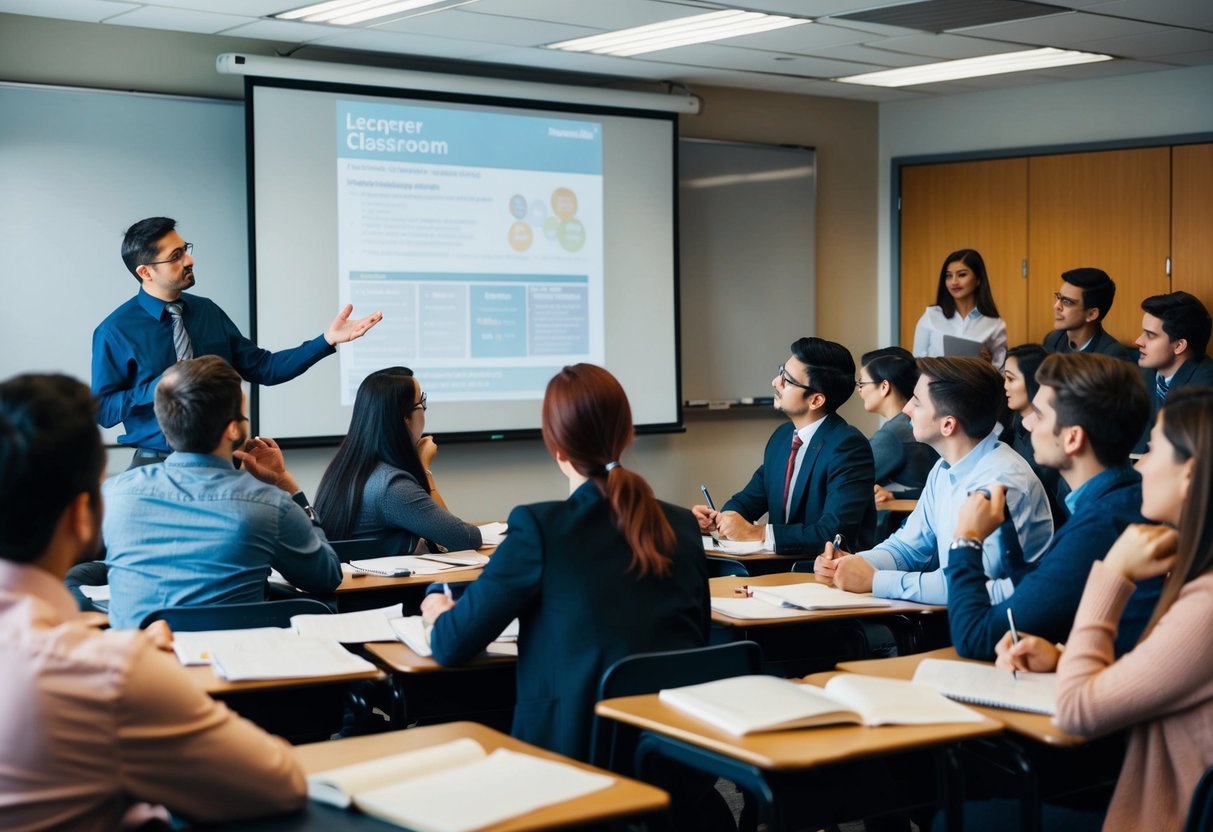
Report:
942,334,985,357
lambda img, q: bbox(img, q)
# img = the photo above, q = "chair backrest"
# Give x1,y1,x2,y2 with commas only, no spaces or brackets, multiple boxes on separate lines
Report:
790,559,816,573
138,598,333,631
706,556,749,578
330,537,387,562
590,641,763,769
1184,764,1213,832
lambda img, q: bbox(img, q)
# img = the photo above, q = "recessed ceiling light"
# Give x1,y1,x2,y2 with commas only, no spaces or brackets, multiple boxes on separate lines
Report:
547,10,810,58
835,47,1113,87
274,0,469,26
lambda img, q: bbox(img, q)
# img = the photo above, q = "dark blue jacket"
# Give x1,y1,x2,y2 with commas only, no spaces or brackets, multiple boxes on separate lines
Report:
1043,327,1137,362
947,466,1161,660
1135,356,1213,453
430,481,710,761
722,414,876,555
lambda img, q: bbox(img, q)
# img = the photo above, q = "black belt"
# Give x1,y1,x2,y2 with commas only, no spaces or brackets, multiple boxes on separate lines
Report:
134,448,171,459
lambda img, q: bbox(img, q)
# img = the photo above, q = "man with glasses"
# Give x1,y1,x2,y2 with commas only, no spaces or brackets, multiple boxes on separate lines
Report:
692,337,876,555
103,356,341,630
92,216,382,468
1042,267,1135,361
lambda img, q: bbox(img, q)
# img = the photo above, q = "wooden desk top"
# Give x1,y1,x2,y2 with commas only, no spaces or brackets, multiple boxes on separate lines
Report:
709,573,946,627
186,663,384,696
293,722,668,832
878,499,918,513
365,641,516,674
704,547,807,563
833,647,1086,747
336,545,497,594
595,688,1001,772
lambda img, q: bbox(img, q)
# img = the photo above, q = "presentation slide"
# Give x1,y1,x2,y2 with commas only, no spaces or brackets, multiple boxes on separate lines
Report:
249,81,678,441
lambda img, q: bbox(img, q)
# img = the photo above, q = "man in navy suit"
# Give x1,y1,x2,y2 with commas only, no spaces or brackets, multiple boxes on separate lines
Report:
1042,267,1136,361
1134,291,1213,452
693,337,876,555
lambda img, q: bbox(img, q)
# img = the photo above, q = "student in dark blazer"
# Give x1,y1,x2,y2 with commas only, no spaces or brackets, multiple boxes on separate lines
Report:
422,364,710,762
693,337,877,555
1133,291,1213,452
1042,267,1136,362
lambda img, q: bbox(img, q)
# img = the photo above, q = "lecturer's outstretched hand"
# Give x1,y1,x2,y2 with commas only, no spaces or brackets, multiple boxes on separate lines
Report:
325,304,383,345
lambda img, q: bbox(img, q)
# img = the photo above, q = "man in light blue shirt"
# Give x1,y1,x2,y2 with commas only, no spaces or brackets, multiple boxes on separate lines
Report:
816,356,1053,605
105,356,341,629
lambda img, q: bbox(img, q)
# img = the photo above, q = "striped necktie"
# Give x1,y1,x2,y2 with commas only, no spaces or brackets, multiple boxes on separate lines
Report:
165,302,194,361
1156,372,1170,404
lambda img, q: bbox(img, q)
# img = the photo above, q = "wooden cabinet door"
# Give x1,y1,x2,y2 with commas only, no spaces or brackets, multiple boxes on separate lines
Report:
899,158,1029,351
1028,148,1171,345
1172,143,1213,315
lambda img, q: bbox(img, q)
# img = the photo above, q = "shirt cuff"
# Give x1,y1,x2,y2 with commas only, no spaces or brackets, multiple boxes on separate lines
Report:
763,523,776,550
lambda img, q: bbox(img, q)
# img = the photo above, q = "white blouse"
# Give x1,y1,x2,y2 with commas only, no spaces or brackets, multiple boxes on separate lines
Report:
912,305,1007,368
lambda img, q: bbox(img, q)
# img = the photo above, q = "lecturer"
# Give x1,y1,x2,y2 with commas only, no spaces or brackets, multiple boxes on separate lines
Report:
92,217,382,467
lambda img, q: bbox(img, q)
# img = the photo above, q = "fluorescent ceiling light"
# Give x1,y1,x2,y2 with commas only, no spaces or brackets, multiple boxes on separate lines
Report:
548,10,810,57
274,0,463,25
835,47,1113,87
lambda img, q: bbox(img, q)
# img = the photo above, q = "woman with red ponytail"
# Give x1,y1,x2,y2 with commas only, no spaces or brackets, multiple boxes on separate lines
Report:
422,363,710,761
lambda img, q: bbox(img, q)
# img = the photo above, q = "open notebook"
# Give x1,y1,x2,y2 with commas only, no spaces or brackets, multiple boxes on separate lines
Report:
911,658,1057,716
392,616,518,658
308,737,612,832
347,552,489,577
659,674,982,736
743,582,891,612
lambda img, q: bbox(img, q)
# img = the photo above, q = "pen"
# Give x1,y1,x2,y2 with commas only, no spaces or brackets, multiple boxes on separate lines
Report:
700,484,717,511
1007,607,1021,680
442,582,454,602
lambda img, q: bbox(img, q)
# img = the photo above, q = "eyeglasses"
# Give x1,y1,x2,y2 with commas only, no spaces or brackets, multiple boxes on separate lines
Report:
412,392,428,412
1053,292,1080,308
776,364,817,392
144,242,193,267
855,380,880,390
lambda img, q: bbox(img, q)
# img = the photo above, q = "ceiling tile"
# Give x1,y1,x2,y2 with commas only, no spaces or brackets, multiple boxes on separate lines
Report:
1076,29,1213,59
955,10,1172,45
1155,48,1213,66
705,20,880,53
724,0,921,17
1084,0,1213,29
463,0,703,30
218,18,333,42
868,32,1035,59
0,0,136,23
804,42,934,67
475,44,687,80
309,26,500,59
637,42,883,78
373,9,596,46
102,6,253,34
137,0,297,14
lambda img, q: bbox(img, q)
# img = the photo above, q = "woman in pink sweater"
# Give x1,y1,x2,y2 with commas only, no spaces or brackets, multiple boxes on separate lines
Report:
998,386,1213,830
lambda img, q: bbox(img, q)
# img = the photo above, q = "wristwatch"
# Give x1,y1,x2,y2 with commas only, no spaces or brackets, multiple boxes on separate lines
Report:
291,491,321,526
949,537,983,552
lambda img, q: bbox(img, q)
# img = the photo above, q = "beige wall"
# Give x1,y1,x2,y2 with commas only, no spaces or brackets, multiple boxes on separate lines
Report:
0,13,880,517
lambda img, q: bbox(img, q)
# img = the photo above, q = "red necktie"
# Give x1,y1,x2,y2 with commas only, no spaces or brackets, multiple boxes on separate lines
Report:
783,433,804,508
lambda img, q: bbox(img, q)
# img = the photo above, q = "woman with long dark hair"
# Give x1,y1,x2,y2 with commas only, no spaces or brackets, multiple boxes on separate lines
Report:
1001,343,1069,522
987,387,1213,830
855,349,937,502
912,248,1007,367
314,367,480,554
421,363,709,761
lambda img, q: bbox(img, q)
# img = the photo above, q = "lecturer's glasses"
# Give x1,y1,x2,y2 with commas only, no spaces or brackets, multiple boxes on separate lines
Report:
776,364,817,392
143,242,194,267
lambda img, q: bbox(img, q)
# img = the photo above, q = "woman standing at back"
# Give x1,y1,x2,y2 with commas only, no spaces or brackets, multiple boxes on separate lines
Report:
422,363,710,762
913,249,1007,368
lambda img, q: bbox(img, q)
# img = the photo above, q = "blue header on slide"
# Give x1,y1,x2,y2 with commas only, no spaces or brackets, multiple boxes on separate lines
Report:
337,100,602,174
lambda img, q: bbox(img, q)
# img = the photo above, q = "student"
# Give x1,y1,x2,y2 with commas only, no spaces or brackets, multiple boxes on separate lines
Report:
816,357,1053,604
1042,267,1136,361
92,216,381,468
1001,343,1069,523
912,249,1007,367
315,366,480,554
945,353,1159,660
856,349,938,503
422,363,709,761
104,356,341,630
991,388,1213,831
1134,290,1213,451
692,337,877,555
0,373,305,829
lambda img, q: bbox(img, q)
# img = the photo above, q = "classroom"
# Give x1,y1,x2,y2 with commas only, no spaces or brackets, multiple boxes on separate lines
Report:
1,2,1212,830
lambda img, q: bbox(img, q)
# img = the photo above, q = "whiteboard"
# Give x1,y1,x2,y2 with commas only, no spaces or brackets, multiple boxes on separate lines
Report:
0,83,248,444
678,139,816,403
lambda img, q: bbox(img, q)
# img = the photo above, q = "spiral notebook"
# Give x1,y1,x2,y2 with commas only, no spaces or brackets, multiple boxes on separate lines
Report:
911,658,1057,715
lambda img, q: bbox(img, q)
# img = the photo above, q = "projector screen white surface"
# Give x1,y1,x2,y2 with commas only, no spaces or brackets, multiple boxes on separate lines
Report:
249,80,679,441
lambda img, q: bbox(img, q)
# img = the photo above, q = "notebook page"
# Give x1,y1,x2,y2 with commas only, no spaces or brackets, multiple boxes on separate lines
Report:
824,674,983,725
912,658,1057,715
290,604,403,643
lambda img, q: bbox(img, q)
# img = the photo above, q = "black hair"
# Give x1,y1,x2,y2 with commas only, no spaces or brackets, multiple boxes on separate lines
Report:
860,345,915,365
863,353,918,402
790,337,855,415
121,216,177,282
1005,343,1048,404
935,249,1001,320
1141,291,1212,358
1061,267,1116,322
0,374,104,564
315,367,429,540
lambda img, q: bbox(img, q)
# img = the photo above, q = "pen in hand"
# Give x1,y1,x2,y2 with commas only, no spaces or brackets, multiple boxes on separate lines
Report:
700,484,721,546
1007,607,1021,680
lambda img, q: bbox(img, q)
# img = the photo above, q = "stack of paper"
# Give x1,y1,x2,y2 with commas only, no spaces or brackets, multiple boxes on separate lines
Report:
477,522,508,546
347,552,489,577
290,604,404,643
701,536,773,555
210,635,378,682
911,658,1057,715
748,583,891,611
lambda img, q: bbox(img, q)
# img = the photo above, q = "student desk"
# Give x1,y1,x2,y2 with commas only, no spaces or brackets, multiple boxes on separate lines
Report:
832,647,1113,832
879,499,919,513
595,683,1001,831
364,642,516,731
709,573,947,675
186,662,386,744
703,546,812,576
205,722,669,831
333,562,487,612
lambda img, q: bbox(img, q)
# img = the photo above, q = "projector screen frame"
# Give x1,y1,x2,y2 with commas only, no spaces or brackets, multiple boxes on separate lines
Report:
242,74,684,448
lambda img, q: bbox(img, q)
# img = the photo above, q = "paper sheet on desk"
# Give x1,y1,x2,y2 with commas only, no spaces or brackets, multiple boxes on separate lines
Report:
701,536,773,555
173,627,293,666
477,522,508,545
346,556,457,577
79,584,111,602
210,635,377,681
392,616,520,658
710,597,810,620
291,604,404,643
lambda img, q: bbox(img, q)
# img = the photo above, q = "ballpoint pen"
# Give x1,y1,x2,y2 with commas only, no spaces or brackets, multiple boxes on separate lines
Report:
1007,607,1021,680
700,484,722,546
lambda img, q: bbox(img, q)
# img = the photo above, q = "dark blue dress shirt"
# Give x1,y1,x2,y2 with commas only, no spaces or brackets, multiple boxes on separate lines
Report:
91,289,334,452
